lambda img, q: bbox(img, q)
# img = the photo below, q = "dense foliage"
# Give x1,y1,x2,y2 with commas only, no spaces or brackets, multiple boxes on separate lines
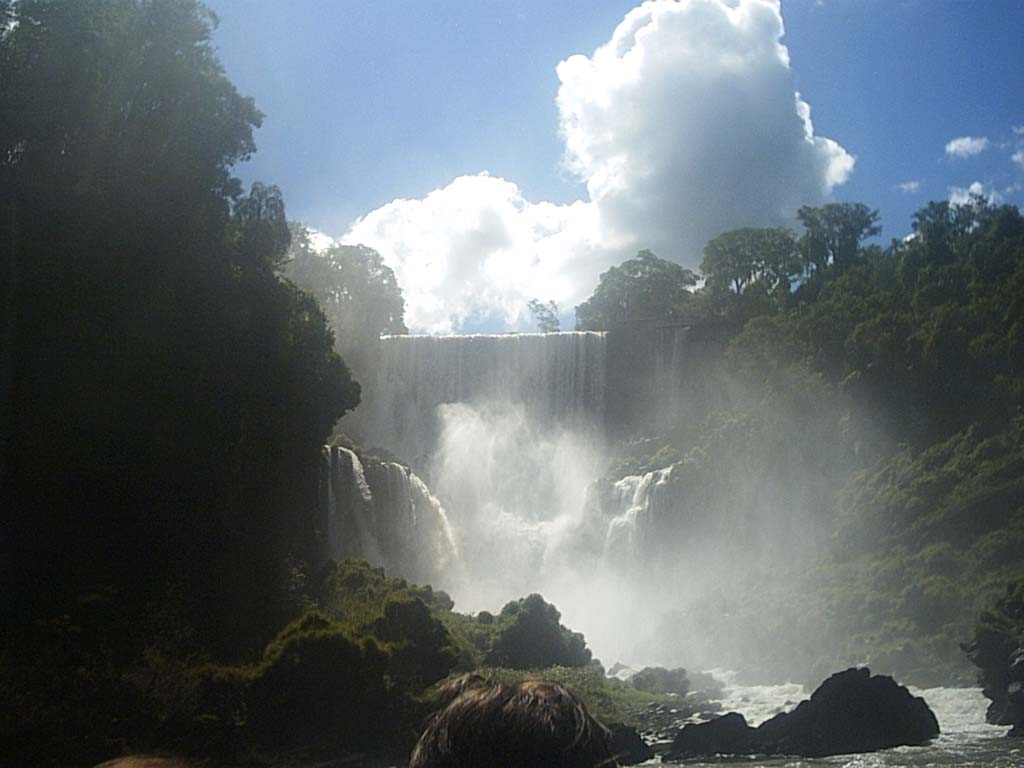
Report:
285,225,407,377
0,2,362,764
586,196,1024,684
483,594,593,669
575,249,698,330
5,0,1024,762
2,0,362,642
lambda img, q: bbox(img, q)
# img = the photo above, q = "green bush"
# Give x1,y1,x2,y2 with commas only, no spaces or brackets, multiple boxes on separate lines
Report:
629,666,690,696
485,595,592,670
247,613,391,750
372,594,459,687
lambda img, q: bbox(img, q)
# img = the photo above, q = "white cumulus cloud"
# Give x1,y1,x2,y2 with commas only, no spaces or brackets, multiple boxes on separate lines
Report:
343,174,608,334
897,180,921,193
555,0,852,263
1013,151,1024,170
948,180,1001,207
340,0,853,333
945,136,990,158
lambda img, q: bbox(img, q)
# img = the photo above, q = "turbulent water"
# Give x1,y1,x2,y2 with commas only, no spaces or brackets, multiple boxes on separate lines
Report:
324,332,1024,765
320,445,457,585
663,678,1020,767
333,330,820,666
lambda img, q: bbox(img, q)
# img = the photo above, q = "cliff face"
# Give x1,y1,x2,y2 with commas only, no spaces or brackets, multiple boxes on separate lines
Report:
603,322,725,440
964,580,1024,735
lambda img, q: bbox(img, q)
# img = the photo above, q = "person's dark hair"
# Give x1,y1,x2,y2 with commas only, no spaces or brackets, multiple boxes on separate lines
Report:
409,674,618,768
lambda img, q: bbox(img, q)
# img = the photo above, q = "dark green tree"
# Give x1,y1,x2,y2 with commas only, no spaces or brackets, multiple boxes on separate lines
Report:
797,203,881,274
285,226,406,374
575,250,697,330
485,594,591,669
249,612,392,749
371,593,459,687
701,227,800,296
1,0,358,661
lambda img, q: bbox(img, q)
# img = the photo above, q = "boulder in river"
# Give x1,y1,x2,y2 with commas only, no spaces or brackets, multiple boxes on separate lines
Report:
667,712,759,759
607,722,655,765
665,667,939,760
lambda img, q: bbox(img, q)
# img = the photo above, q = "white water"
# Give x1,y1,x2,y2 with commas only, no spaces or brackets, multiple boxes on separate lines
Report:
659,677,1021,767
329,333,1024,765
337,330,827,668
321,445,457,585
342,332,613,623
605,466,675,558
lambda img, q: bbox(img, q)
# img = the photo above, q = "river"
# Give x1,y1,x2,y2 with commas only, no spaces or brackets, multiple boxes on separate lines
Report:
656,674,1021,767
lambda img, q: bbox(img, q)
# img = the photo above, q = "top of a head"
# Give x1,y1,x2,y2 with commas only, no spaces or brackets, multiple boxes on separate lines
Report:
409,674,618,768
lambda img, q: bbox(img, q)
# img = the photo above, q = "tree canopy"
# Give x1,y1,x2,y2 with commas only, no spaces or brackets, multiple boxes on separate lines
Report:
575,250,697,331
285,226,407,368
484,594,592,669
2,0,359,659
701,227,800,296
527,298,561,333
796,202,881,274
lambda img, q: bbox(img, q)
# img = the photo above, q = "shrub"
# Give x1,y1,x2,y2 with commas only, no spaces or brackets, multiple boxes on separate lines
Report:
629,666,690,696
372,594,459,687
247,612,391,750
485,595,592,670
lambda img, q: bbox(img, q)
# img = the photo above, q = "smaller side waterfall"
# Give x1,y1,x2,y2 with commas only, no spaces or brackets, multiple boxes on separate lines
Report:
320,445,458,585
604,465,675,558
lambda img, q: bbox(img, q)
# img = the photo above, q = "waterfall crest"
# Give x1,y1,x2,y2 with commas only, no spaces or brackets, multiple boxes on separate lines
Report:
349,332,607,465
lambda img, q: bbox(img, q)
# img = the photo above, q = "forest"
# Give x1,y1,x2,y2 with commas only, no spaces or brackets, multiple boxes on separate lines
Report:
2,2,1023,766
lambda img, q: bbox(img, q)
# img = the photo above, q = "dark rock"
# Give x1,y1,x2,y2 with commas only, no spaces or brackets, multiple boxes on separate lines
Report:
967,636,1024,728
963,581,1024,735
607,723,654,765
688,669,725,698
1010,648,1024,678
667,712,759,759
757,667,938,757
665,668,939,761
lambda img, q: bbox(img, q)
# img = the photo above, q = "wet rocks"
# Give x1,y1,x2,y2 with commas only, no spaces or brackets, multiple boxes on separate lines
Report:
962,584,1024,737
665,667,939,760
606,723,655,765
668,712,759,758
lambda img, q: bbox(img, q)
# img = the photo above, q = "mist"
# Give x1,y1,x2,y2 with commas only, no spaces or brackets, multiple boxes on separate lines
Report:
8,0,1024,763
343,327,857,678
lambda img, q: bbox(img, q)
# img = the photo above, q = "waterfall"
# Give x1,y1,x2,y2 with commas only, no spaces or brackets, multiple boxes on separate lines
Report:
348,332,607,465
604,464,676,558
322,328,711,663
320,445,457,585
321,446,381,564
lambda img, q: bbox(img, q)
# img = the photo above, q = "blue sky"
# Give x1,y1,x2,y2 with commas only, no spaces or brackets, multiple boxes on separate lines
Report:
207,0,1024,333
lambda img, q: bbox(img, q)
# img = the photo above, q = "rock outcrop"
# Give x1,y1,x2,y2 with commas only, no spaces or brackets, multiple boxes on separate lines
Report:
666,667,939,760
607,723,655,765
963,580,1024,736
